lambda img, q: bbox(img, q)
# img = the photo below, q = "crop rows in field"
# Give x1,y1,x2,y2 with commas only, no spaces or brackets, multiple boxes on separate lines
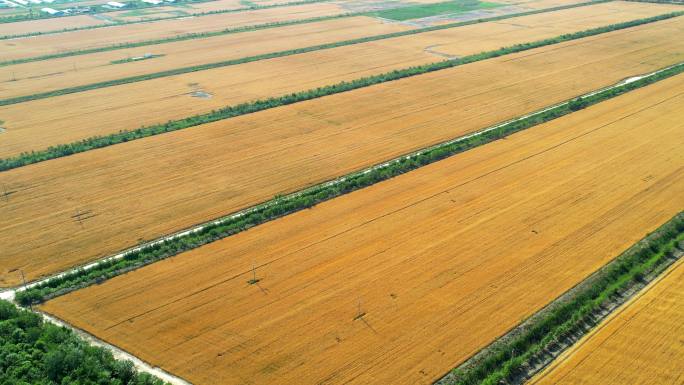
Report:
39,72,684,385
1,18,684,286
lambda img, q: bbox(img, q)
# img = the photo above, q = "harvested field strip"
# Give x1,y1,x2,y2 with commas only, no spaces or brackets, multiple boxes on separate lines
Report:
0,0,608,67
10,7,673,107
1,20,683,286
0,2,348,56
529,255,684,385
3,0,651,102
438,214,684,385
39,75,684,385
1,8,682,163
0,0,339,39
0,13,359,67
16,60,684,305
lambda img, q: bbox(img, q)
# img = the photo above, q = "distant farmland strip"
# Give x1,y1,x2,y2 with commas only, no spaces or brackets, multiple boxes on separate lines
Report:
0,1,603,67
14,60,684,305
36,75,684,385
0,11,680,170
1,21,683,286
0,0,338,39
0,0,348,53
0,13,355,66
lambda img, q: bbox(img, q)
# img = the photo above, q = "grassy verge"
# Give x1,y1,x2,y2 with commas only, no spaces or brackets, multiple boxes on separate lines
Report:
0,0,335,40
368,0,501,21
13,59,684,306
439,212,684,385
0,300,168,384
0,11,680,172
0,1,603,67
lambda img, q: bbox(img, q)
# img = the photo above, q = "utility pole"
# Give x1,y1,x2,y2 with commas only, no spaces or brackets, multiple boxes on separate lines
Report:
354,298,365,320
248,261,260,285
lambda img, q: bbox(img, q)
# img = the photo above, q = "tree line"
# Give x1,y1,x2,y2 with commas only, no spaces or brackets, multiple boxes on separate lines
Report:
0,300,168,385
1,10,683,173
15,58,684,306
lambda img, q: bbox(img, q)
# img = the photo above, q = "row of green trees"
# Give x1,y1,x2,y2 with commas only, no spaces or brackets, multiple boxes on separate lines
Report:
0,300,167,385
1,11,682,173
15,58,684,306
445,213,684,385
0,0,335,39
0,0,602,66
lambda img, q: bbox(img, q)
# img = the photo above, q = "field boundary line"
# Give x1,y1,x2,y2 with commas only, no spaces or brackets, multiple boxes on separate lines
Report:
4,59,683,305
1,10,680,171
436,212,684,385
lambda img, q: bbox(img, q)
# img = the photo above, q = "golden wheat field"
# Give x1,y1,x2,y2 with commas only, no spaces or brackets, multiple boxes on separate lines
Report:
40,73,684,385
1,20,683,286
1,3,681,158
530,257,684,385
0,2,348,61
1,1,678,100
0,16,415,98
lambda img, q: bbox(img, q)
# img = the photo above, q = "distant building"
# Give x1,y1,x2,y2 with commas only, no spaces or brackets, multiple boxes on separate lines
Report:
141,0,162,4
106,1,126,7
40,6,61,14
13,0,28,5
29,0,41,4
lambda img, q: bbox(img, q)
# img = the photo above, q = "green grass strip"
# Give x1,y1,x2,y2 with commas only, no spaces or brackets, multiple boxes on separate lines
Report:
368,0,502,21
13,57,684,306
0,0,604,67
0,11,680,172
0,0,335,40
442,213,684,385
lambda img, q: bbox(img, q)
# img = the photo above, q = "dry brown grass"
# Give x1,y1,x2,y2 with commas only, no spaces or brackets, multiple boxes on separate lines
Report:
530,257,684,385
1,2,681,158
40,73,684,385
1,19,683,286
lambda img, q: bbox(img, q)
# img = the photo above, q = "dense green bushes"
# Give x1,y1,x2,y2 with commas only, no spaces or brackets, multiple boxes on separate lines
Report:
15,58,684,305
443,213,684,385
0,300,167,384
2,11,681,173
